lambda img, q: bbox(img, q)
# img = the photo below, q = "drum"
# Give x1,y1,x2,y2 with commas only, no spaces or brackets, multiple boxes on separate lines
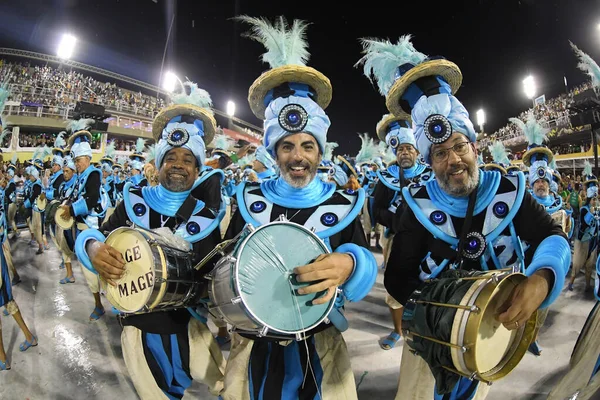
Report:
403,269,536,393
100,227,201,314
35,196,47,211
45,200,60,226
551,209,569,235
55,201,75,229
208,220,335,339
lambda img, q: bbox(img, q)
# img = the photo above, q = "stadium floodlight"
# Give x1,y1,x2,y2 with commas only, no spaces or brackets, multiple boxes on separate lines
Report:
523,75,536,99
57,34,77,60
162,71,179,93
226,100,236,117
476,109,485,132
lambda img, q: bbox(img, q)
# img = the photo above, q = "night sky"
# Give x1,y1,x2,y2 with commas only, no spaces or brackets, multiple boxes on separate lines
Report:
0,0,598,155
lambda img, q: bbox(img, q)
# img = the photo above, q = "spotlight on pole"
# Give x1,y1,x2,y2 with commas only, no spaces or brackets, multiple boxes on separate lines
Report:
57,34,77,60
162,71,178,93
476,109,486,133
523,75,537,99
226,100,235,117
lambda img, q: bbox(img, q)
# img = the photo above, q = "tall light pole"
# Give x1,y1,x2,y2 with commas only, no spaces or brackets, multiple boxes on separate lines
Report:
226,100,236,118
523,75,537,107
57,34,77,60
476,109,486,134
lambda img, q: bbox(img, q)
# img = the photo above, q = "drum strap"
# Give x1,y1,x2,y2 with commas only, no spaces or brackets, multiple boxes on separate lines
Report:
454,189,478,269
173,194,197,228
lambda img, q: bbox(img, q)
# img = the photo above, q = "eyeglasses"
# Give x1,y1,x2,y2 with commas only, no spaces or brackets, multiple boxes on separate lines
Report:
431,141,471,163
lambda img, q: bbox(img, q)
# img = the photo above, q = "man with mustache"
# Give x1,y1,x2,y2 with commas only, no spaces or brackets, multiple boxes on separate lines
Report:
370,115,433,351
74,81,226,399
365,36,570,399
219,16,377,400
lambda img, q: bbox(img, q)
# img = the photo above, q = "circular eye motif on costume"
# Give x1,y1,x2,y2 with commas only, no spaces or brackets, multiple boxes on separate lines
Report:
250,201,266,213
392,179,399,184
429,210,447,225
421,174,430,181
186,221,200,235
462,232,486,259
493,201,509,218
320,212,339,227
345,188,356,195
328,167,335,177
389,136,399,148
133,203,146,217
167,128,190,147
70,151,75,159
423,114,452,144
278,104,308,133
536,167,546,178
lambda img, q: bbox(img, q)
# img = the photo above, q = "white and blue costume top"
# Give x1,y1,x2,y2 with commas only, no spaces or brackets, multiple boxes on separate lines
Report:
376,162,433,215
45,169,64,201
58,173,77,200
70,165,109,229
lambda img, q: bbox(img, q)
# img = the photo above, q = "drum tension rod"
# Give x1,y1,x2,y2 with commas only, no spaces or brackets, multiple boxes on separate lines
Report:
404,330,468,353
441,366,492,386
411,300,480,313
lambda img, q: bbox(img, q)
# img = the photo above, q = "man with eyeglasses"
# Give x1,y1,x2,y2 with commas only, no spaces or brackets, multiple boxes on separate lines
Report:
371,114,433,351
373,37,569,399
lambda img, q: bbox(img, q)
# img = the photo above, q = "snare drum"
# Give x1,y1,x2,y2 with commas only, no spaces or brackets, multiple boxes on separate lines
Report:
100,227,202,314
208,220,335,339
403,270,536,392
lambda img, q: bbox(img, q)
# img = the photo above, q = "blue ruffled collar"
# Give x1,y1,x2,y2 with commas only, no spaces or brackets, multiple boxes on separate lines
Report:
387,162,426,180
130,174,143,186
64,175,77,187
141,184,203,217
426,169,501,217
531,193,554,208
261,176,336,208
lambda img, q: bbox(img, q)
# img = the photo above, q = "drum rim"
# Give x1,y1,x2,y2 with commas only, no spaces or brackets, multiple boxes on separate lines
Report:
102,227,166,313
233,220,335,335
55,208,75,229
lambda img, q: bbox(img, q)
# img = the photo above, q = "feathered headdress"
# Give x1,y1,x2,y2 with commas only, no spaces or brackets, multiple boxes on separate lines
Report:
238,153,256,168
354,133,379,164
381,142,396,165
583,160,593,178
549,157,557,171
488,141,510,165
104,140,116,159
171,80,214,114
146,144,156,163
66,118,95,134
135,138,146,154
212,133,234,151
510,111,552,167
10,153,17,165
571,41,600,92
324,141,339,162
355,35,428,97
54,131,66,148
236,16,310,68
477,153,484,166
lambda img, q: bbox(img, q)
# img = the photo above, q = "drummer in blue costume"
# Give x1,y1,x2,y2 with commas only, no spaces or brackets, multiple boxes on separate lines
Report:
75,80,227,399
100,141,117,222
47,132,66,202
548,41,600,400
24,146,50,255
220,16,377,400
5,154,19,240
129,138,148,187
570,161,599,293
380,36,570,399
59,118,108,321
57,154,78,284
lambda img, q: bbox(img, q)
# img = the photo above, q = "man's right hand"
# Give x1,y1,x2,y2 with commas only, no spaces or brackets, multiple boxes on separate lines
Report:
89,241,126,286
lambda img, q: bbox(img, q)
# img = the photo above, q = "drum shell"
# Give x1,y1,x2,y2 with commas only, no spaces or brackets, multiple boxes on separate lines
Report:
209,255,261,332
45,200,60,226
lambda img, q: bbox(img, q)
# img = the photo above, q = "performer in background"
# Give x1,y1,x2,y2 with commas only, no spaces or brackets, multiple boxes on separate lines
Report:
57,155,78,284
75,81,226,399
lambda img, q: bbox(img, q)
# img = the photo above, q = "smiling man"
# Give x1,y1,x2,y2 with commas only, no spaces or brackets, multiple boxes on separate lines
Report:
375,36,570,399
220,16,377,400
74,81,227,399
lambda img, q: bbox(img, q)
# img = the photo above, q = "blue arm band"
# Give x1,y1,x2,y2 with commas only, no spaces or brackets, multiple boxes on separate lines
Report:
335,243,377,302
72,197,89,217
74,229,107,274
24,199,31,209
525,234,571,308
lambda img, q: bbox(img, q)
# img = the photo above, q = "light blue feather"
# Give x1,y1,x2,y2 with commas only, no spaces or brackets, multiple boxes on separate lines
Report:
570,41,600,90
324,142,339,162
171,80,213,113
213,133,233,150
583,161,593,177
488,141,510,165
355,35,428,96
0,81,10,115
135,138,146,154
146,144,156,162
33,145,52,162
355,133,379,164
379,141,396,164
510,111,548,146
54,131,67,148
104,141,116,159
238,154,255,167
10,153,17,165
66,118,95,133
235,15,310,68
549,158,557,170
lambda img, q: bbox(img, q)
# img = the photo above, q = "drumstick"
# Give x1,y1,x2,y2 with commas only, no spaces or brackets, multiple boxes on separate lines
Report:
194,228,247,271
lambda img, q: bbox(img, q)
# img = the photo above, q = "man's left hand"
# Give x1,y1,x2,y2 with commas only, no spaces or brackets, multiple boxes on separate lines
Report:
59,205,71,220
497,269,553,330
294,253,354,305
